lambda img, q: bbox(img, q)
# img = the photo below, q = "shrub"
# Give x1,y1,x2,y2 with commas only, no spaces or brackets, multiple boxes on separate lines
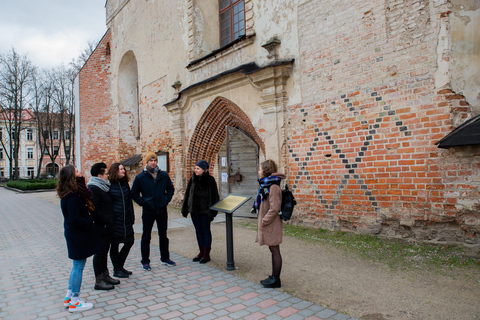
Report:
7,179,57,190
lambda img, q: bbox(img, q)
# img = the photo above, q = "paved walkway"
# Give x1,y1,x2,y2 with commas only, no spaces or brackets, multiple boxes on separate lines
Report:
0,187,358,320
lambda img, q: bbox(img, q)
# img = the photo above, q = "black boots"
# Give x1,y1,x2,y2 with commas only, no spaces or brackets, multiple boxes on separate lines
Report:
103,271,120,285
94,273,115,290
262,276,281,288
113,269,129,278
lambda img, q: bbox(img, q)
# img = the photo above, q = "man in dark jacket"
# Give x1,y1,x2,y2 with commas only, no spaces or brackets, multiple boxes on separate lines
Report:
131,151,175,270
87,163,120,290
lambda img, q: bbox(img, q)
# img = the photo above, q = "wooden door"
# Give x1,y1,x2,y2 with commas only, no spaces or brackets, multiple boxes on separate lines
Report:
218,126,259,217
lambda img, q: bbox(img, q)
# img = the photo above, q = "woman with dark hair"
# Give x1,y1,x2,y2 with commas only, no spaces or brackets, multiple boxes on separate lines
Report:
181,160,219,263
108,163,135,278
58,164,103,312
252,159,286,288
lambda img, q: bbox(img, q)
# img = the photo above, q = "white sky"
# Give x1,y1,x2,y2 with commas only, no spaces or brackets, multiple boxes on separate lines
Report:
0,1,107,69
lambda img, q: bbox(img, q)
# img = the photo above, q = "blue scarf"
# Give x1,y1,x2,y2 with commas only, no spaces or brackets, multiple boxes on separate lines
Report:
251,176,281,213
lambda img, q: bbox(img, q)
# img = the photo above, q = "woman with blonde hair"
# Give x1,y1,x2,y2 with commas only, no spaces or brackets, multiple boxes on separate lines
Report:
58,164,103,312
252,159,286,288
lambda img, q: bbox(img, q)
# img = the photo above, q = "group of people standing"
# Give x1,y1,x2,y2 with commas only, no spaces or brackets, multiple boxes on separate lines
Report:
57,151,285,312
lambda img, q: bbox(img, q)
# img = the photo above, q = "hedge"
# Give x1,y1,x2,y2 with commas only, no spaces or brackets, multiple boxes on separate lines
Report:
7,179,57,190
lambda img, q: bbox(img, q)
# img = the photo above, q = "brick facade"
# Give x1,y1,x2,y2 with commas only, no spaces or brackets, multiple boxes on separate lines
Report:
79,0,480,245
78,30,115,175
291,0,480,243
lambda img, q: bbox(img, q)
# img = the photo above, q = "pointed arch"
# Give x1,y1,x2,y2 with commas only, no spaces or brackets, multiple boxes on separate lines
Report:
186,96,264,177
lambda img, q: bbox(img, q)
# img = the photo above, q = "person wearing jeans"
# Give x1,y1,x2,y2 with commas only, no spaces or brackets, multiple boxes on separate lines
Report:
131,151,176,270
58,165,103,312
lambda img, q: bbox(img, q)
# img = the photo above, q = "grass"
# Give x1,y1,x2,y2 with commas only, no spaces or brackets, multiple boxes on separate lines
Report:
238,220,480,271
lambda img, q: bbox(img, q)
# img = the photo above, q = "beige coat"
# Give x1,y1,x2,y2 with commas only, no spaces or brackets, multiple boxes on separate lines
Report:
256,173,285,246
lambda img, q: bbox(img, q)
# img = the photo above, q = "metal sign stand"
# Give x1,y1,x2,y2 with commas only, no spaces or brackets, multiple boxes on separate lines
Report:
210,194,252,270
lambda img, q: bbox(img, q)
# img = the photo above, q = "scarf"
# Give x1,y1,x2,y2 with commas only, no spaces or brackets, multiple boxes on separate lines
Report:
145,165,159,179
251,175,281,213
87,176,111,193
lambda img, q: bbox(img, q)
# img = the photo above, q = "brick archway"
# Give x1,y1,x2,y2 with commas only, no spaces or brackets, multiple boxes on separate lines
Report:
186,96,265,177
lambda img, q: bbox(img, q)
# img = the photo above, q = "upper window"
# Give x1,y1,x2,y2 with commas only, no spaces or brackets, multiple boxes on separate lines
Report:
27,129,33,141
53,130,59,140
0,148,3,160
27,148,34,159
220,0,245,47
65,130,70,140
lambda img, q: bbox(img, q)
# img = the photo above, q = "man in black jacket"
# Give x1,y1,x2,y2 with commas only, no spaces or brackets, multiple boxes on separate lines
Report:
87,163,121,290
131,152,175,270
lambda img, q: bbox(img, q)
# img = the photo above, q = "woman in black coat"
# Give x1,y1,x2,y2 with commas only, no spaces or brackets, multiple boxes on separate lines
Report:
181,160,219,263
58,164,103,313
108,163,135,278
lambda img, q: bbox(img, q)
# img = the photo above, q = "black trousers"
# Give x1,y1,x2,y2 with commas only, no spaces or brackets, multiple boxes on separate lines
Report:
110,238,134,272
93,235,111,277
141,212,169,264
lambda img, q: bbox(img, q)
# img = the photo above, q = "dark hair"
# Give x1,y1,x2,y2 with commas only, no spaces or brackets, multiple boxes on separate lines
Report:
108,162,129,183
261,159,278,178
56,164,77,199
90,162,107,177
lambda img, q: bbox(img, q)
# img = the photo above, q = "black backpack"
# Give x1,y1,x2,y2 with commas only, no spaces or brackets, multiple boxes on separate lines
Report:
279,185,296,221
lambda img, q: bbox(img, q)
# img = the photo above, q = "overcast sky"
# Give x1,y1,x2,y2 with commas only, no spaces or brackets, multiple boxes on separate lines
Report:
0,1,107,69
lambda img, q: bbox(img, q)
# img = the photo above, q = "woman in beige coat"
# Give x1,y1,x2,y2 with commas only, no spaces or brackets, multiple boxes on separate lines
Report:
252,159,286,288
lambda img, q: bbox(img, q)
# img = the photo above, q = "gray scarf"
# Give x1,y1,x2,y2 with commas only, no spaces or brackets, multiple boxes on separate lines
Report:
87,176,111,193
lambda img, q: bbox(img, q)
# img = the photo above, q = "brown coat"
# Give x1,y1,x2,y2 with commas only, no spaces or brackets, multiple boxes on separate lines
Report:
256,173,285,246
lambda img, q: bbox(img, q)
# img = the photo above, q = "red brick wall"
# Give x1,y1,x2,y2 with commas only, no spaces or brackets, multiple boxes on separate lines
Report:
78,29,116,176
290,0,480,244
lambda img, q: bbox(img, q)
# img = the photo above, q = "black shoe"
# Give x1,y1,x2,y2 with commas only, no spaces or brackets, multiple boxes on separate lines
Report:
103,272,121,285
263,277,281,288
260,275,273,285
113,269,129,278
121,268,132,275
94,279,114,290
199,257,211,264
192,255,202,262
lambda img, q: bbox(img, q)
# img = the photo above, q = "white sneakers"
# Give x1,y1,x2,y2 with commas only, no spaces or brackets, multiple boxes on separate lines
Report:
68,299,93,312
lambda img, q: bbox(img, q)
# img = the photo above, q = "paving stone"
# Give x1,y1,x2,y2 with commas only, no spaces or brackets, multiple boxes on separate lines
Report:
0,188,355,320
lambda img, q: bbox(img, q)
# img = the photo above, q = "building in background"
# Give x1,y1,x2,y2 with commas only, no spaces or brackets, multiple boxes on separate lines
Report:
77,0,480,243
0,109,69,179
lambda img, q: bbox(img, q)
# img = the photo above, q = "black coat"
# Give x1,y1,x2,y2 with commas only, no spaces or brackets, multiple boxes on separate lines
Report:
181,172,219,218
108,180,135,243
131,169,175,214
61,192,104,260
89,185,115,236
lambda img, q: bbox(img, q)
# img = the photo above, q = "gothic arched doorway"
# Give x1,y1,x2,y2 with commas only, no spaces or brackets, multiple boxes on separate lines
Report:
186,97,264,216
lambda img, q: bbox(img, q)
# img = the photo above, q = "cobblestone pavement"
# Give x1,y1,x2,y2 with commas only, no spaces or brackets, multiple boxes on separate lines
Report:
0,187,358,320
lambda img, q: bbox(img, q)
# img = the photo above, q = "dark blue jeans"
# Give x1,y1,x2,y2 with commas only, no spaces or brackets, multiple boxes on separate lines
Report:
191,214,212,248
141,212,169,264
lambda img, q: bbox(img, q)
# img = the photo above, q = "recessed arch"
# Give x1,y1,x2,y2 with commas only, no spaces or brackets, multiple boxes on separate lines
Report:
186,96,264,177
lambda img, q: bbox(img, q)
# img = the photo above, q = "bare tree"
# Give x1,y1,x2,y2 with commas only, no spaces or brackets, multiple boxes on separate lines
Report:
69,39,99,74
51,64,76,165
30,69,46,178
0,48,35,179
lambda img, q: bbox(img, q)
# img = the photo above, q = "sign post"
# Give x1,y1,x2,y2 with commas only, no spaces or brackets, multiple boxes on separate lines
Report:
210,194,251,270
